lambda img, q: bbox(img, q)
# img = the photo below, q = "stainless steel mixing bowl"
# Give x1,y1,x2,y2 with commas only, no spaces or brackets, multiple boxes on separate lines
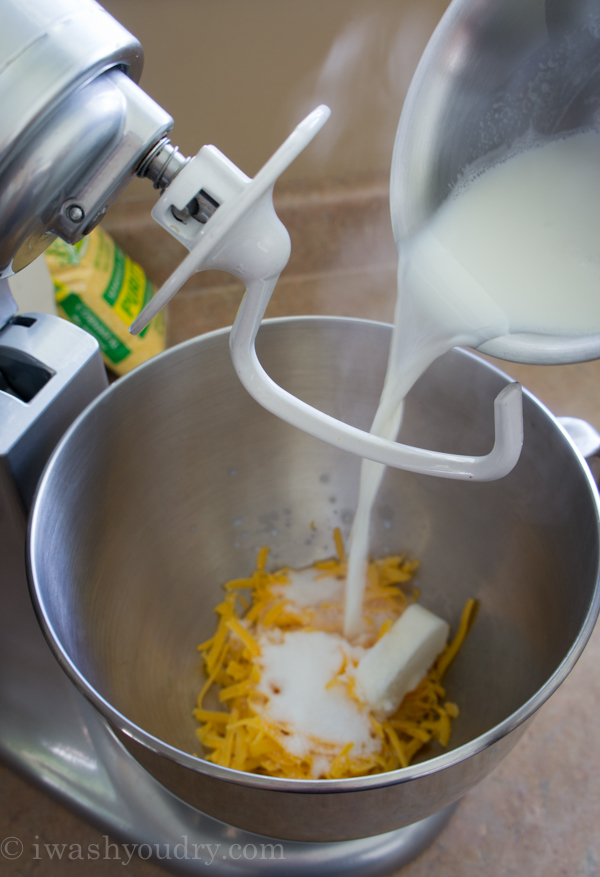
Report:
28,317,600,842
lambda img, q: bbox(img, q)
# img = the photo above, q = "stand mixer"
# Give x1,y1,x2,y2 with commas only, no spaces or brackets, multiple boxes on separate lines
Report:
2,0,600,874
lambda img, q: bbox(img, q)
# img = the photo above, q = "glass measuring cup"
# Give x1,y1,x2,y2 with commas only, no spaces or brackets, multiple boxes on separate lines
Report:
391,0,600,365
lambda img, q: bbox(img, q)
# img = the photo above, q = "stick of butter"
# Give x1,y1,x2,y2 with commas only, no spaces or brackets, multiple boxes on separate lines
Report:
355,604,449,717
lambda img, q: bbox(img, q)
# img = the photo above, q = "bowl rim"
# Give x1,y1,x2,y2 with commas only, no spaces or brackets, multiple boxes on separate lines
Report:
27,315,600,794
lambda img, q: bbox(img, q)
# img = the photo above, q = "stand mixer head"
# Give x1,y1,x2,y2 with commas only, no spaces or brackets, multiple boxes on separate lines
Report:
0,0,188,321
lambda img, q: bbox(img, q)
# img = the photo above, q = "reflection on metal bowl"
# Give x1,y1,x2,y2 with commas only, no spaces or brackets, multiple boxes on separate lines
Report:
28,317,600,842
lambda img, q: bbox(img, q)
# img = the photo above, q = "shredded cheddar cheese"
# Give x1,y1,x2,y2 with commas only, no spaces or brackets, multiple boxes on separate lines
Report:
194,529,475,779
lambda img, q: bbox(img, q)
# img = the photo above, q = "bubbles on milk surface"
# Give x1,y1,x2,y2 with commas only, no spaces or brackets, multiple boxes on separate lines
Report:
344,127,600,636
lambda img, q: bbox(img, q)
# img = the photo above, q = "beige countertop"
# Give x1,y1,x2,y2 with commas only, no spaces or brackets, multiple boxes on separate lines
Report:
2,185,600,876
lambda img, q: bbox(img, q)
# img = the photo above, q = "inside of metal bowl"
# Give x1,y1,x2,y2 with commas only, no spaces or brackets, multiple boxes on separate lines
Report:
30,317,599,766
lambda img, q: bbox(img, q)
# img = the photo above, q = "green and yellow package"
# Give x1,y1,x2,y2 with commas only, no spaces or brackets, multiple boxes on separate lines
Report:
45,227,166,375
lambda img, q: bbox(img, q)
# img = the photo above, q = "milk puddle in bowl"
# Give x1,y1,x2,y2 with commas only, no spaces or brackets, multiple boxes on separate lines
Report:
196,127,600,777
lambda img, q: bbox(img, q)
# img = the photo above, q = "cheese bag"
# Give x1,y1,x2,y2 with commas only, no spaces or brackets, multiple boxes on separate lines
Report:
45,227,166,375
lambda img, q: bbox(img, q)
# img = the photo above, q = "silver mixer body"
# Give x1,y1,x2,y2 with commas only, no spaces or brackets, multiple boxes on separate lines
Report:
0,0,183,553
0,0,189,318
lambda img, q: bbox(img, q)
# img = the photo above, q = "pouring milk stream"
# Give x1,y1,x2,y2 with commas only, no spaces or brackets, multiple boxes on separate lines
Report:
130,111,600,640
344,127,600,636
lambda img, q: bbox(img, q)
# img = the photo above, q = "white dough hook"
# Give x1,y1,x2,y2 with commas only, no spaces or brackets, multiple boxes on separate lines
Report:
130,105,523,481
